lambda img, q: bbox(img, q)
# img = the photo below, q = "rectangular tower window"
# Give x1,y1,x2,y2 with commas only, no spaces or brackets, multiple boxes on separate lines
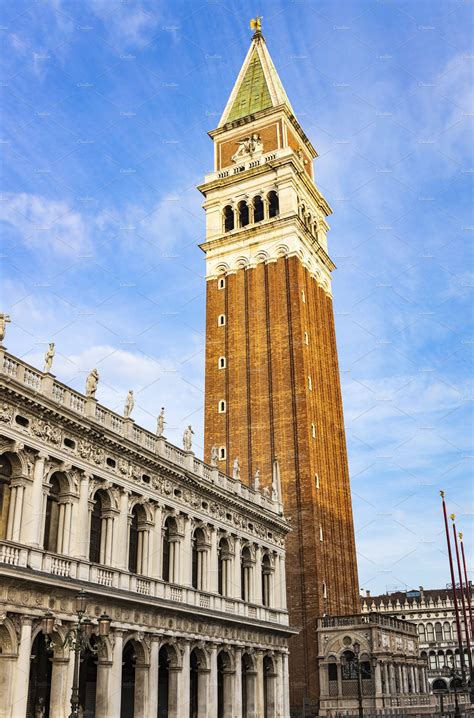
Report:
218,356,226,369
315,474,320,489
218,314,226,326
320,526,323,542
304,331,309,345
218,277,226,289
311,423,316,438
218,400,226,413
308,376,312,391
219,447,226,460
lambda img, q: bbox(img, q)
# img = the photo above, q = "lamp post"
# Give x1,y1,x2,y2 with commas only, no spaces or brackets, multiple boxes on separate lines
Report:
41,590,111,718
450,666,462,718
353,641,364,718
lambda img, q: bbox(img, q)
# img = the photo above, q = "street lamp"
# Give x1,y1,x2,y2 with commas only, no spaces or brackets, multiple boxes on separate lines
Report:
353,642,364,718
42,591,111,718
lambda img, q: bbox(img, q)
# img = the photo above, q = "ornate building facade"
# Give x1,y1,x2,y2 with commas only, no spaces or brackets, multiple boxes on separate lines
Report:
317,613,433,716
361,587,474,693
200,27,359,713
0,346,293,718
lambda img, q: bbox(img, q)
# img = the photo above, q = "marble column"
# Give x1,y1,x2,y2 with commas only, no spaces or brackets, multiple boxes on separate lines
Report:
115,490,129,570
11,617,32,718
208,644,218,715
176,642,190,718
28,452,47,546
151,504,162,579
11,483,25,543
282,653,290,718
148,637,160,718
49,656,71,717
181,516,192,586
254,547,262,605
96,654,112,718
255,651,265,718
374,660,383,697
75,473,90,559
107,630,124,718
233,648,243,718
209,528,218,593
383,662,390,695
233,537,241,599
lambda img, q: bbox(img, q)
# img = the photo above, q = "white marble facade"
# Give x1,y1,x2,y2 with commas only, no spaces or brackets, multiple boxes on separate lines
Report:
0,348,292,718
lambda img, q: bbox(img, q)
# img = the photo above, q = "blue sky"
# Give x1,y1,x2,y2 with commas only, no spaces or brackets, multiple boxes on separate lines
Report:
1,0,472,595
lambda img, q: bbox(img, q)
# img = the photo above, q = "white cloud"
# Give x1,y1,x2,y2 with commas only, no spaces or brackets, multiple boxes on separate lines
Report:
0,193,90,255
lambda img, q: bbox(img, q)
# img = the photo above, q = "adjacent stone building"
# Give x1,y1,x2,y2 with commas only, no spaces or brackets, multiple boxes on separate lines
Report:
317,613,434,716
200,27,359,714
361,587,474,693
0,346,293,718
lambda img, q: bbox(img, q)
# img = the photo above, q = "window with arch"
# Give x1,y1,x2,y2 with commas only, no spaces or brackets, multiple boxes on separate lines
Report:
241,545,253,602
322,581,327,599
418,623,426,641
218,314,226,326
261,553,272,607
162,516,179,583
218,356,226,369
0,455,12,540
219,447,226,460
218,400,226,413
253,195,264,223
443,621,452,641
238,200,249,228
223,205,234,232
435,622,443,642
89,489,112,565
268,191,279,218
426,622,434,642
217,650,233,718
263,654,277,716
341,651,357,680
128,503,148,575
218,536,231,597
218,276,226,289
429,651,437,670
192,527,207,591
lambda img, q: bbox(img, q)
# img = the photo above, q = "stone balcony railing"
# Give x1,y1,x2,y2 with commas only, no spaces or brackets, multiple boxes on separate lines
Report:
320,612,418,636
0,350,283,517
0,539,287,626
203,147,288,184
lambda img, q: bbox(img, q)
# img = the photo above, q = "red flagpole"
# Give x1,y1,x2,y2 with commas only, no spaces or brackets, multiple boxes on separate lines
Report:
440,492,466,680
451,515,473,697
460,532,474,640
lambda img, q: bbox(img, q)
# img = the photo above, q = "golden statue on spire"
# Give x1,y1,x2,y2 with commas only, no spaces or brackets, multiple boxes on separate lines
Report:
250,16,263,35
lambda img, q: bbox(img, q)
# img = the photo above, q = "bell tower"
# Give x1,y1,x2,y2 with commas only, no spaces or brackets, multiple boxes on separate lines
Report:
199,24,360,712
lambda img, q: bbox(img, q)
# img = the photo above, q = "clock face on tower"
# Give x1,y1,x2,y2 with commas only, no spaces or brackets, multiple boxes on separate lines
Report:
198,29,360,712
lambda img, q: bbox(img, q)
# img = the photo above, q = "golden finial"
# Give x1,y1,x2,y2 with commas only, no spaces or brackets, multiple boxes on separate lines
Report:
250,16,263,36
440,490,445,498
459,532,463,540
450,513,455,521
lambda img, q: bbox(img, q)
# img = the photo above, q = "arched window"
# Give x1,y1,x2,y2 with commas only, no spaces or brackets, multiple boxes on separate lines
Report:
89,489,109,564
426,622,434,641
162,516,178,583
218,537,231,597
218,356,226,369
341,651,357,680
429,651,437,670
128,504,148,574
435,622,443,642
44,474,61,553
268,191,279,218
238,200,249,228
446,650,454,667
217,651,233,718
192,527,206,591
438,650,446,668
218,400,226,413
27,633,53,716
253,195,264,223
219,447,226,460
190,648,207,717
418,623,426,641
0,455,12,540
241,545,253,602
443,621,452,641
261,553,272,607
223,205,234,232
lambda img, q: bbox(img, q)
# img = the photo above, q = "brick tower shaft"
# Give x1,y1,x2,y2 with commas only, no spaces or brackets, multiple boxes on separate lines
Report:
199,28,360,712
